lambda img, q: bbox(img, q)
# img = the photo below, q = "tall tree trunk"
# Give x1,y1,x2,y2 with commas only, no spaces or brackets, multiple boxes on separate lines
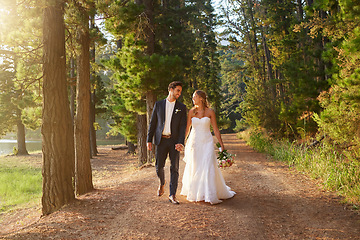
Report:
146,90,156,163
305,0,313,6
143,0,156,164
89,11,98,157
89,90,97,156
135,0,155,164
247,0,259,54
143,0,155,56
137,114,147,165
70,57,76,122
75,10,93,195
134,0,146,165
260,26,276,99
241,5,260,78
318,10,329,85
42,0,75,215
127,140,136,154
296,0,304,21
16,115,28,155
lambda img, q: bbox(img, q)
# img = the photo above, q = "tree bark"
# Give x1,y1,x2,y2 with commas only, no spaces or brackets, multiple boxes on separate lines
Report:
260,26,276,99
16,117,28,155
137,114,147,165
146,91,156,163
134,0,155,164
89,11,98,157
127,140,136,154
89,91,97,157
74,10,93,195
246,0,259,55
70,57,76,123
296,0,304,21
305,0,313,6
143,0,155,56
143,0,156,164
42,0,75,215
241,5,260,78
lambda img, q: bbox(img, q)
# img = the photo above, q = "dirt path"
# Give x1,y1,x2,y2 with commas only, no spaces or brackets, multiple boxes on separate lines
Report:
1,133,360,239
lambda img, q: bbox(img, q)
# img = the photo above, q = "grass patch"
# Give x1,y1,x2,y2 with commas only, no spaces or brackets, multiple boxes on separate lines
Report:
247,131,360,206
0,155,42,212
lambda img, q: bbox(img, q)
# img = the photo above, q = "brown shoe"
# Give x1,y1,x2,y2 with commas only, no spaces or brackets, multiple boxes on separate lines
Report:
157,181,165,197
168,195,179,204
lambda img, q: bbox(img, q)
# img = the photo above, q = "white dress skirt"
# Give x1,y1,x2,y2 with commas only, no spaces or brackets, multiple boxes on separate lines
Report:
180,117,235,204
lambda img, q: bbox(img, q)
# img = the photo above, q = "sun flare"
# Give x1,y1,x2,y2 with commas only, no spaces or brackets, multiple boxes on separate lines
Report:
0,7,10,26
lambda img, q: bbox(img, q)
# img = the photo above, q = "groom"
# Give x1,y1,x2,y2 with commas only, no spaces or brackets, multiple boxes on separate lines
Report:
147,81,187,204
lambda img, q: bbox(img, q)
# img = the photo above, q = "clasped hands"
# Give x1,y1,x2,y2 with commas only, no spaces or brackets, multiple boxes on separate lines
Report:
175,143,184,152
147,142,184,152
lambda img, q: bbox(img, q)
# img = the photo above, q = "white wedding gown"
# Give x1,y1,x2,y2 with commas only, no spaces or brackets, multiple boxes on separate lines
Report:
180,117,236,204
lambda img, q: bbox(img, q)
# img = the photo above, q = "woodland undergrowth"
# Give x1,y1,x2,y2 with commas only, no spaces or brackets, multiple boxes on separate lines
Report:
239,130,360,209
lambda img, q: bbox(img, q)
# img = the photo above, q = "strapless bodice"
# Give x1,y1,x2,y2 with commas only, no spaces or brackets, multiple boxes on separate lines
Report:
191,117,211,132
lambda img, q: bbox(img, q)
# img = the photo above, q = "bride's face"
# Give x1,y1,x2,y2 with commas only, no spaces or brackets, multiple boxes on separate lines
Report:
192,93,201,106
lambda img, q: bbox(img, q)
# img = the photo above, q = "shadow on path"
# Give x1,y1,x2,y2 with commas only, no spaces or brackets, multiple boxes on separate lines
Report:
2,134,360,240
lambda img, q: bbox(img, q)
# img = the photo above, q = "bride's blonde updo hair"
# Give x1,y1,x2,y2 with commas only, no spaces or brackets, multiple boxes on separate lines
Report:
194,90,209,108
193,90,210,115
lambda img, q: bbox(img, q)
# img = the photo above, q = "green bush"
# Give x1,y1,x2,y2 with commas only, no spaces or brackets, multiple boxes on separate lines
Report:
234,119,249,132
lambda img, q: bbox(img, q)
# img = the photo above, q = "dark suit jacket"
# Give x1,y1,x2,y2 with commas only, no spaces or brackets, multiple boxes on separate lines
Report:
147,99,187,146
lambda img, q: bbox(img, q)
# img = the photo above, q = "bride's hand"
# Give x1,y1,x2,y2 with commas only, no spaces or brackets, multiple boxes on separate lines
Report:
175,143,184,152
221,144,225,152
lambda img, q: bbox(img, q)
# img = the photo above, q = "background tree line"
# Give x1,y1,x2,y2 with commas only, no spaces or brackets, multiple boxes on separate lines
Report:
219,0,360,160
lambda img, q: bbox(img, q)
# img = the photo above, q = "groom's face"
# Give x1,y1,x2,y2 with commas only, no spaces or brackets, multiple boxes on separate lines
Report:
170,86,182,100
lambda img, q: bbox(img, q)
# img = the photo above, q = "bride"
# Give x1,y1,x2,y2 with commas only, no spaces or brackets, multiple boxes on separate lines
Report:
180,90,235,204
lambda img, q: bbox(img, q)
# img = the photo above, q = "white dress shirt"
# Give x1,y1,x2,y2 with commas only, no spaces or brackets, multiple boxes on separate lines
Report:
162,99,175,136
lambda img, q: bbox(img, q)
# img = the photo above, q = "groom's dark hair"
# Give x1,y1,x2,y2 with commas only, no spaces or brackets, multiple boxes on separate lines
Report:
168,81,183,91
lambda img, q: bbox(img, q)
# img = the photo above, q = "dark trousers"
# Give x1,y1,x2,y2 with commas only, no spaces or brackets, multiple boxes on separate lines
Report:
155,137,179,196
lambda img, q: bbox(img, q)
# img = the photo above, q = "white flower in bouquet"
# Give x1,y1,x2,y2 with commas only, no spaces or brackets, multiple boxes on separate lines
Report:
216,142,235,168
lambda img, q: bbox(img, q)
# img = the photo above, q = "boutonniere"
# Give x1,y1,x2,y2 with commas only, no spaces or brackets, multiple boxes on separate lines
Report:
175,109,181,114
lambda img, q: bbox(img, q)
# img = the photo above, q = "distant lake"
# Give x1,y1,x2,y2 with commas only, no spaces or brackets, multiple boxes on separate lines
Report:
0,139,125,156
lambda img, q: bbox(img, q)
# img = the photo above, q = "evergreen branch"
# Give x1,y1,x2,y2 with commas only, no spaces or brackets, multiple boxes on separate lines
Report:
96,0,132,19
0,49,16,56
22,75,44,93
0,43,43,57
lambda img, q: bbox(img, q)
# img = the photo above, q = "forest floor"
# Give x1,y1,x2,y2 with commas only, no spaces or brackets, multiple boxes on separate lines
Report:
1,133,360,239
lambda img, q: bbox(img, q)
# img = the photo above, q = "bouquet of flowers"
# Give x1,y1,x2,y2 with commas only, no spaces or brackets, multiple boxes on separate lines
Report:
216,142,235,168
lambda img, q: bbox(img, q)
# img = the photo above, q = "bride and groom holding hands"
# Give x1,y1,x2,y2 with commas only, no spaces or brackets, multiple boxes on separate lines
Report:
147,81,236,205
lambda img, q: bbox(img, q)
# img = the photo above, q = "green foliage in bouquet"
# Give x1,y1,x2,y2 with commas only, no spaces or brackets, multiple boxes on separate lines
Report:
216,142,235,168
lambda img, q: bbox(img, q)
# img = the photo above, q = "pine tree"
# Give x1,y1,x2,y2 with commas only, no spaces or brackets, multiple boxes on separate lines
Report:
103,0,183,165
312,0,360,159
220,0,330,138
183,0,222,113
0,0,42,154
218,48,246,130
42,0,75,215
66,0,94,195
64,0,108,194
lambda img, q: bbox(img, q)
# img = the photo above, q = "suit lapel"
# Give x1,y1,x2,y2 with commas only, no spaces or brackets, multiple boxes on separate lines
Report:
173,101,178,116
171,100,179,122
170,100,181,135
160,99,166,123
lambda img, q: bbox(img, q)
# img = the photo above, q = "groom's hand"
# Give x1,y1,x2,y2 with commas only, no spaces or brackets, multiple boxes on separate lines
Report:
147,142,152,151
175,143,184,152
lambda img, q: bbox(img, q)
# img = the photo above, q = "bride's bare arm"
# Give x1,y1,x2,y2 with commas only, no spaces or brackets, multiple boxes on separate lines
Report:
185,108,194,141
209,109,225,151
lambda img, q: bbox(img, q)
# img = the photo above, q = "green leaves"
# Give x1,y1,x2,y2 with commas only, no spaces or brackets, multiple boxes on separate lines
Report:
313,0,360,158
0,0,43,136
102,0,223,140
220,0,331,138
